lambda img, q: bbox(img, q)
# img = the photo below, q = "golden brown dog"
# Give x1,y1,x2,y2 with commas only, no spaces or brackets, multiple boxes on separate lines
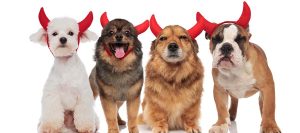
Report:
197,2,281,133
89,12,149,133
139,15,204,133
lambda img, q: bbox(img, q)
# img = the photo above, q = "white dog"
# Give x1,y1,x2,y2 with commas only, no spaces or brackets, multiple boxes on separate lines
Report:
30,8,98,133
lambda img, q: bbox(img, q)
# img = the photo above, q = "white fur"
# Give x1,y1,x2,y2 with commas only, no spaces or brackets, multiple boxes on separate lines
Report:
209,123,229,133
212,25,245,68
30,17,98,132
162,47,185,63
217,61,256,98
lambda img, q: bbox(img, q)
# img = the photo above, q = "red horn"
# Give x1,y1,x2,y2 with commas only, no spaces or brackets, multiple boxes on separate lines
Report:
38,7,50,30
236,1,251,28
100,12,109,27
135,20,149,35
196,12,218,36
149,15,162,37
78,11,93,33
188,15,204,39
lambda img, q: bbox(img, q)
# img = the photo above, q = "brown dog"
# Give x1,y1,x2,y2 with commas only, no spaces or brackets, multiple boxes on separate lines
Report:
139,15,204,133
89,12,149,133
197,2,281,133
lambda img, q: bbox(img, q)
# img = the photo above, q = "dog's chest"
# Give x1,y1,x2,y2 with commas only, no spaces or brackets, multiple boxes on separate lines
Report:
217,62,256,98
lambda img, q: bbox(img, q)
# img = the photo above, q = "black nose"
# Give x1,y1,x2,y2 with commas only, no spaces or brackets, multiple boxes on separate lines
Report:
168,43,179,52
115,34,123,41
60,37,67,44
220,43,233,56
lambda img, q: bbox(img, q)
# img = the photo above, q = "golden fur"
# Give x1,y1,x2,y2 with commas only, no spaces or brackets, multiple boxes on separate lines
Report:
140,25,204,133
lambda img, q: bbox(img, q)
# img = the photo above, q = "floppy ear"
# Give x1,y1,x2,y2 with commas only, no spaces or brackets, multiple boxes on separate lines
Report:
191,39,199,53
30,28,48,45
80,30,98,43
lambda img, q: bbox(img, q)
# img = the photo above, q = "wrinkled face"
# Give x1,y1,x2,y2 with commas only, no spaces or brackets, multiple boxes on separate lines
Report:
100,19,136,59
152,25,198,63
47,18,79,57
209,24,249,69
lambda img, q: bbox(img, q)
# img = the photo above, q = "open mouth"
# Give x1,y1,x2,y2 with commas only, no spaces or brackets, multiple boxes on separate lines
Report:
108,42,129,59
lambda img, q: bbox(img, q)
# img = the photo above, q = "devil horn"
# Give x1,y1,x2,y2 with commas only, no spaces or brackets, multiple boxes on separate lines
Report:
100,12,109,27
196,12,218,36
78,11,93,33
38,7,50,30
236,1,251,28
135,20,149,35
188,15,204,39
149,15,162,37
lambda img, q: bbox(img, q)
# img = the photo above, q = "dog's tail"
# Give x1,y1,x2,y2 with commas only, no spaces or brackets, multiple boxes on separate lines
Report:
137,113,145,125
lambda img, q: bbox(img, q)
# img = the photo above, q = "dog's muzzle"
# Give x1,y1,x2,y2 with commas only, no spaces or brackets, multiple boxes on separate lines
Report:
167,43,179,57
220,43,233,56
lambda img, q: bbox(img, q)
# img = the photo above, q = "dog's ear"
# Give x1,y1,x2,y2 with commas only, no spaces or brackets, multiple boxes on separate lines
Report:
245,27,252,39
191,39,199,53
150,39,156,52
80,30,98,43
205,32,211,40
30,28,48,45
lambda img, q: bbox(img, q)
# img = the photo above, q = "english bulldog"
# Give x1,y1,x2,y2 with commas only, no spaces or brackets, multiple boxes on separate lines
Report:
197,2,281,133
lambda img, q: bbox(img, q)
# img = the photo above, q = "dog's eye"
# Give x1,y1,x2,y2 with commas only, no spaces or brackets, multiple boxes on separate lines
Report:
109,31,114,35
52,32,58,36
125,31,130,35
68,31,74,36
159,36,167,41
235,34,246,44
179,35,187,40
212,35,222,44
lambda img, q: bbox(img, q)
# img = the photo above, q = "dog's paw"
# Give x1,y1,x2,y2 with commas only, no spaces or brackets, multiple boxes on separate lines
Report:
128,126,139,133
209,123,228,133
38,122,62,133
185,125,201,133
152,126,168,133
75,121,96,133
108,128,120,133
260,121,281,133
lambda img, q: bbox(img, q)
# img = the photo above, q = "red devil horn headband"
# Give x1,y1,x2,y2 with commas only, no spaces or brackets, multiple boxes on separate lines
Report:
100,12,149,35
197,1,251,36
38,7,50,30
38,7,93,34
150,15,204,39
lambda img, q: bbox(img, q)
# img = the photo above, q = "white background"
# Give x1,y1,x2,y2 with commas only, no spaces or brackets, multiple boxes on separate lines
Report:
0,0,299,132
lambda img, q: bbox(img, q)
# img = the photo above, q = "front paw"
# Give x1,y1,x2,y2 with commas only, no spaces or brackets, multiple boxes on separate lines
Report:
38,122,62,133
185,125,201,133
128,126,139,133
260,121,281,133
209,123,228,133
108,128,119,133
75,119,96,133
152,126,168,133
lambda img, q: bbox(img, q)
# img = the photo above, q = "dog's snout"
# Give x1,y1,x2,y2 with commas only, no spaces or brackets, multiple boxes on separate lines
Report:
168,43,179,52
220,43,233,56
60,37,67,45
115,34,123,41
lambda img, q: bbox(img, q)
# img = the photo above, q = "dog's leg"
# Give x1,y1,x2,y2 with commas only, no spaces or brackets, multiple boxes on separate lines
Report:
259,93,263,116
259,83,281,133
182,98,201,133
209,85,230,133
144,102,168,133
89,67,99,99
100,96,119,133
229,96,238,121
39,93,64,133
127,96,140,133
73,97,96,133
116,101,126,125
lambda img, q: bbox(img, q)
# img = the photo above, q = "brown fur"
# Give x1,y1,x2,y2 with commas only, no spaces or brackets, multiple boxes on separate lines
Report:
210,24,281,132
89,19,143,133
140,25,204,133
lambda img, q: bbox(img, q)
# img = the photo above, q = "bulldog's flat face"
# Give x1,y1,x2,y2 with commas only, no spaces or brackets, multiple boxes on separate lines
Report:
209,24,250,69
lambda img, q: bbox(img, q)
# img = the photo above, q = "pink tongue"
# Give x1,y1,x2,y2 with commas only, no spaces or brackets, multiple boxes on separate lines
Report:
115,47,125,59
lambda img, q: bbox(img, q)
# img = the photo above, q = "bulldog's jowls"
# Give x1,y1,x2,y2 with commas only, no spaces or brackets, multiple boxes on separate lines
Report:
139,15,204,133
197,2,281,133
